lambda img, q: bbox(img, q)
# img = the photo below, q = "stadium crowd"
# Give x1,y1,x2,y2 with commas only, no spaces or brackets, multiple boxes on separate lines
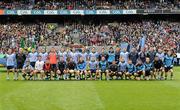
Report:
0,9,179,81
0,17,179,53
0,0,179,10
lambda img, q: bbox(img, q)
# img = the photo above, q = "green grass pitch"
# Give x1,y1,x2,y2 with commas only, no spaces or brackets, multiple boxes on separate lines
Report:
0,67,180,110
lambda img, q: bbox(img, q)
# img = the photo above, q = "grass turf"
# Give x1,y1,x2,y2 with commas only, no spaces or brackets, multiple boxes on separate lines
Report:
0,67,180,110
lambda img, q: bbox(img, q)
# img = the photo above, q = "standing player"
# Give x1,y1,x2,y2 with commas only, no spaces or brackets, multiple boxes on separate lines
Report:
138,48,146,63
34,55,45,80
57,57,67,80
28,48,38,68
129,48,138,65
69,47,79,63
115,47,121,63
89,47,99,61
22,60,34,80
120,48,129,63
79,47,88,61
164,50,174,80
48,47,58,80
154,56,164,80
135,60,145,80
6,49,16,80
107,61,118,80
117,58,127,80
38,48,48,62
144,57,153,80
156,48,165,61
147,47,156,63
107,47,115,65
16,48,26,79
98,56,108,80
126,59,136,80
58,47,67,61
98,47,108,61
87,57,98,80
76,57,87,80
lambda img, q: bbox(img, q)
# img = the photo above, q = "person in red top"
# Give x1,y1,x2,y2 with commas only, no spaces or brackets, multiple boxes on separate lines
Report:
43,60,51,79
48,47,58,79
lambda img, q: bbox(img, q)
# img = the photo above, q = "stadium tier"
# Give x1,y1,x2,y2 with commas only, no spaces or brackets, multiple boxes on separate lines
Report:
0,0,179,10
0,1,180,110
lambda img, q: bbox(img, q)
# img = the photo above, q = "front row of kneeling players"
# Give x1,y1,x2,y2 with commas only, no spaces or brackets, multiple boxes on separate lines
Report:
20,52,173,81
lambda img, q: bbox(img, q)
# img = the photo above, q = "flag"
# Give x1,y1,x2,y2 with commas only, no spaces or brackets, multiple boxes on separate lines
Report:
32,41,35,49
20,37,25,48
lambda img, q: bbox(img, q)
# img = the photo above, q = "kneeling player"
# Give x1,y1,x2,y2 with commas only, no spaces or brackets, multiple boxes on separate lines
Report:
98,57,108,80
87,57,98,80
34,56,45,80
154,56,164,80
43,60,51,80
22,60,34,80
66,58,77,80
76,57,87,80
57,57,67,80
126,59,136,80
117,58,127,80
107,61,118,80
144,57,153,80
164,50,174,80
135,60,145,80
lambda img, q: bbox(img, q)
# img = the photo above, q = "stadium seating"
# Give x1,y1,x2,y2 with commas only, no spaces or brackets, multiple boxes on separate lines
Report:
0,0,179,10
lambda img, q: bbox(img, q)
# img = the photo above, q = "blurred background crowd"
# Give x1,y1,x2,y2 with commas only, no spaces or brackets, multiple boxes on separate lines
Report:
0,0,179,10
0,15,179,53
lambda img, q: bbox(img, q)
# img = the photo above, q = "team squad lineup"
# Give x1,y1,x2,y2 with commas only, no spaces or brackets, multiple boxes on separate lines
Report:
5,46,175,81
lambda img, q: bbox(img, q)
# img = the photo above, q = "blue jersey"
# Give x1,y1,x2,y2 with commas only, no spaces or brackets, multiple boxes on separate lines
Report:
164,55,174,67
58,51,67,61
144,62,153,71
156,52,164,61
136,64,145,71
108,52,115,63
79,52,87,61
120,52,129,63
126,64,136,73
69,52,79,63
6,54,16,66
77,61,86,71
118,62,127,72
28,52,38,62
38,52,48,62
89,52,99,60
99,61,108,71
89,61,98,70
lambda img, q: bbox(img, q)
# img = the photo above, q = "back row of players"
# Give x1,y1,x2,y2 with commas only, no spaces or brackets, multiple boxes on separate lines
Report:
5,46,174,80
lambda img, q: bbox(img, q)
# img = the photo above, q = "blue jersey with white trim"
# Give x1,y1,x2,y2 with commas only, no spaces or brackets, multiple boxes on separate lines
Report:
126,64,136,73
118,62,127,72
164,55,174,67
28,52,38,62
108,52,115,63
89,61,98,70
136,64,145,71
99,61,108,70
144,62,153,71
6,53,16,66
77,61,86,70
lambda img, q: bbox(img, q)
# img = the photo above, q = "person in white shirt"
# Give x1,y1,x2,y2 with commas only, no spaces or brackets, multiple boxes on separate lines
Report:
34,55,45,80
